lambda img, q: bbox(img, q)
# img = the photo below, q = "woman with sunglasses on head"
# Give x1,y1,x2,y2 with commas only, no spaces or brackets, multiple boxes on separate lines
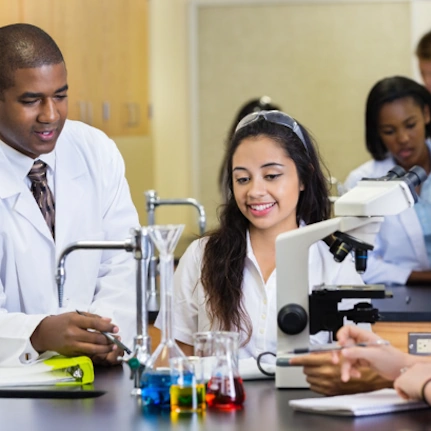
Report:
344,76,431,286
158,110,390,395
219,96,281,203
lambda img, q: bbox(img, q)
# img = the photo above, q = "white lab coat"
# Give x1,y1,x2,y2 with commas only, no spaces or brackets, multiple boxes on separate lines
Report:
0,120,139,365
344,156,430,285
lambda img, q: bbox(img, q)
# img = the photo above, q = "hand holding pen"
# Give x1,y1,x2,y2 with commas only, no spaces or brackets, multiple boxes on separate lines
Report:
76,310,132,355
335,325,413,382
30,311,126,364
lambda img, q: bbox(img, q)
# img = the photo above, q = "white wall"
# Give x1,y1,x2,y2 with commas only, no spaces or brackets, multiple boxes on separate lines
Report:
151,0,431,237
411,0,431,82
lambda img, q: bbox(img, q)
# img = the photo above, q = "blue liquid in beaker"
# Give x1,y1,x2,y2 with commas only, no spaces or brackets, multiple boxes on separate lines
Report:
141,369,171,410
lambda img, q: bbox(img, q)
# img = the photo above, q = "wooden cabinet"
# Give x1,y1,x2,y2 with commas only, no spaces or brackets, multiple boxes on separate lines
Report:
5,0,149,137
373,321,431,353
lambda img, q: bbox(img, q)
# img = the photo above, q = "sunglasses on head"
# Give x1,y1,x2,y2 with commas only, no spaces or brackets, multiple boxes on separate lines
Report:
234,110,308,152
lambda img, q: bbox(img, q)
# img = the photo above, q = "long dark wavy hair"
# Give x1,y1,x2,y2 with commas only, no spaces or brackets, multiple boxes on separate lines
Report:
201,114,330,342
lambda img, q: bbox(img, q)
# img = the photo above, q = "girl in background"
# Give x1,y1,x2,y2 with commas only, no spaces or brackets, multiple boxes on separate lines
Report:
345,76,431,285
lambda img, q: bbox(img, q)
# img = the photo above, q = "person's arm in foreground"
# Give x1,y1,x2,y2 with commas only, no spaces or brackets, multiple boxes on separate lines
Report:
336,325,431,382
394,362,431,403
289,352,392,396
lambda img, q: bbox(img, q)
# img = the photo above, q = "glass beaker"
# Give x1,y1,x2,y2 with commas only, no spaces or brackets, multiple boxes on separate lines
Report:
170,356,206,413
204,331,245,410
140,224,186,410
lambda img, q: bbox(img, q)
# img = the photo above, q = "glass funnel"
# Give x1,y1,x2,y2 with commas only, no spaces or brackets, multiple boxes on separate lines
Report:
140,224,186,409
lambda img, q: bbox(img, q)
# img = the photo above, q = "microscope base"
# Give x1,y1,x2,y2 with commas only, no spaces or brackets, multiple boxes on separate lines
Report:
275,365,309,389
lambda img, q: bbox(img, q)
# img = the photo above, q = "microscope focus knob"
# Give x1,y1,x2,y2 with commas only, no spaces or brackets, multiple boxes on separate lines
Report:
277,304,308,335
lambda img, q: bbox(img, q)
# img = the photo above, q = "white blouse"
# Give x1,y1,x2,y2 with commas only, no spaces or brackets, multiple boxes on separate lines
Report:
156,231,366,361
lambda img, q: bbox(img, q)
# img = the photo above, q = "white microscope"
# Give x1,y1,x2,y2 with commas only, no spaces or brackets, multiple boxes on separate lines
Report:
275,166,426,388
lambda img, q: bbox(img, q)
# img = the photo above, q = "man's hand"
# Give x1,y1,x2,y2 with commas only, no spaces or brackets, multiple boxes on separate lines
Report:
30,312,122,365
90,349,124,366
289,352,392,396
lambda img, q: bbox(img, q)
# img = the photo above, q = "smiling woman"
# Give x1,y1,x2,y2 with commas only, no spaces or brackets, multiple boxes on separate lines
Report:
232,135,304,249
154,111,372,379
345,76,431,286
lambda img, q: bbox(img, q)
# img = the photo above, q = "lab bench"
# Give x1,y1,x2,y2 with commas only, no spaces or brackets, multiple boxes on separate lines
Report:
0,365,430,431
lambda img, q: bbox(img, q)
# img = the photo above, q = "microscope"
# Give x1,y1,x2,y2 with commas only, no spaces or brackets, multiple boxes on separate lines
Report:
275,166,426,388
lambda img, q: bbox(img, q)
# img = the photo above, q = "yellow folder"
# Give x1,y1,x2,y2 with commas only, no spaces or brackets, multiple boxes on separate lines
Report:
0,355,94,387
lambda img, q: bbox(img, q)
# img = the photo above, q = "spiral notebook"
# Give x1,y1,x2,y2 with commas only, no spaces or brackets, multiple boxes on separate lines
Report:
289,389,430,417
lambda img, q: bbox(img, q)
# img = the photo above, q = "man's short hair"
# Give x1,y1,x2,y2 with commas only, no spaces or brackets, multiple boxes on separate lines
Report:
0,23,64,97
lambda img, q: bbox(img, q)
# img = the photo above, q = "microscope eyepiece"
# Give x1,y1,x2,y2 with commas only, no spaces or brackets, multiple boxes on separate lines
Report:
398,165,427,204
401,165,427,188
384,165,406,179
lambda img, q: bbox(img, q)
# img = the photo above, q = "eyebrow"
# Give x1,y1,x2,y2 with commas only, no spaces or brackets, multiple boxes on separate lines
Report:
20,84,69,99
233,162,285,172
379,115,418,127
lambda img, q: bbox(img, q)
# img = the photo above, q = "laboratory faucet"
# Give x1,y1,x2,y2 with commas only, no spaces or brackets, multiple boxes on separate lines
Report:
144,190,206,312
145,190,206,235
55,227,152,396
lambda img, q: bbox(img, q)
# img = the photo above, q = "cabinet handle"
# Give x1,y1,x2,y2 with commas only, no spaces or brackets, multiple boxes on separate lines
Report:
78,101,93,125
86,102,93,126
126,103,140,127
103,102,110,121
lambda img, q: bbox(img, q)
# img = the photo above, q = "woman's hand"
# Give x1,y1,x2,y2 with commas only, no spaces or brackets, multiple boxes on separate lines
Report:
335,325,412,382
394,362,431,402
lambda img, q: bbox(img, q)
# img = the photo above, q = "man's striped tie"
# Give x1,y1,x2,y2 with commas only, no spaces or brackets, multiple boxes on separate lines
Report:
28,160,55,239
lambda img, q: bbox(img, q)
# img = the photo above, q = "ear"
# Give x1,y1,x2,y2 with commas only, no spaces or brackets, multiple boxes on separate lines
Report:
299,182,305,192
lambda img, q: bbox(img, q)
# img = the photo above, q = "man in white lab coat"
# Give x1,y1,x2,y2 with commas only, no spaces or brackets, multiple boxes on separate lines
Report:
0,24,139,366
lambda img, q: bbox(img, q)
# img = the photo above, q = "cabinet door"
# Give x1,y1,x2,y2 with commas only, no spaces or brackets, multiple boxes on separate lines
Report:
99,0,150,136
19,0,149,137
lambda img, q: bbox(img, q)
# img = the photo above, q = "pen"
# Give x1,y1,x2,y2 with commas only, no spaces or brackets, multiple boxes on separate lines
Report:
76,310,132,354
286,339,390,355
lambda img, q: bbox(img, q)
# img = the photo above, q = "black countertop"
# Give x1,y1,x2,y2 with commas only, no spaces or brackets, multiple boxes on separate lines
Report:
1,365,431,431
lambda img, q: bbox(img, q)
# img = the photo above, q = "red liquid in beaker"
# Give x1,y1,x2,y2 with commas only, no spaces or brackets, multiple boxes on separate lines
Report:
205,376,245,410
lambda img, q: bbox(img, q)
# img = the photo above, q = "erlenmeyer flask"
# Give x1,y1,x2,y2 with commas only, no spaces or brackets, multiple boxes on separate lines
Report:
140,224,186,409
206,332,245,410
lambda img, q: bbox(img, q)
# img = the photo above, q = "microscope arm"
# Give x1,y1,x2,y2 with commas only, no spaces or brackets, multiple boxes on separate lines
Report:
275,216,383,354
